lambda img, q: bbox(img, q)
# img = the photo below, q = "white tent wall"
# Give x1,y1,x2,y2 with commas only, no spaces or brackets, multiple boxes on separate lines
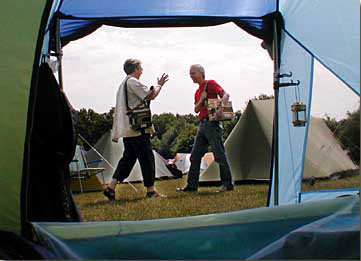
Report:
201,100,357,184
85,132,173,184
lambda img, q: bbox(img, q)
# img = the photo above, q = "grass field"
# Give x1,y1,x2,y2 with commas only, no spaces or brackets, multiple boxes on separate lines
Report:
73,172,360,222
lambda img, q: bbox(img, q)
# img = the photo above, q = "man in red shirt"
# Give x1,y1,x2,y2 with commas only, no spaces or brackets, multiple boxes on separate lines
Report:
177,64,233,192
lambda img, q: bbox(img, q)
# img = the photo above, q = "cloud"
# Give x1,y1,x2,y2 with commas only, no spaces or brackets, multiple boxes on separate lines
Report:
61,23,358,120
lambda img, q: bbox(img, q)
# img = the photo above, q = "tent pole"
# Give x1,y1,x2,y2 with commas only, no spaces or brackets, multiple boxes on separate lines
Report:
272,18,280,206
55,17,64,90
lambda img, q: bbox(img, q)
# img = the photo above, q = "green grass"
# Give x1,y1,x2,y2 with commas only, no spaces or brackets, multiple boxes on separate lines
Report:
73,173,359,222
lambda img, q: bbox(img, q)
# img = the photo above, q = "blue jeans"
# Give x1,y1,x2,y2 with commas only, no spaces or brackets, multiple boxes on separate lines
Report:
186,121,233,189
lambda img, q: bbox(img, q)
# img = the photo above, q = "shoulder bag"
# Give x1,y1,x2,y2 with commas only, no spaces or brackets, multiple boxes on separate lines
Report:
124,79,153,131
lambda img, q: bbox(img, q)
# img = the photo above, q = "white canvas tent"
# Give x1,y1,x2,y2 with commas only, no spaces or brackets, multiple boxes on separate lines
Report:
85,131,173,184
201,99,357,182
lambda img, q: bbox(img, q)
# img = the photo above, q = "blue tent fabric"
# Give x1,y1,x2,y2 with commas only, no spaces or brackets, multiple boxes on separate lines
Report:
56,0,277,46
279,0,360,95
268,0,360,206
269,31,314,206
248,195,360,260
58,0,276,19
30,195,360,260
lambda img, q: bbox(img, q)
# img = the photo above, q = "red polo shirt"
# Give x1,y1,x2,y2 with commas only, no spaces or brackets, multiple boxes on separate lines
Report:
195,80,225,120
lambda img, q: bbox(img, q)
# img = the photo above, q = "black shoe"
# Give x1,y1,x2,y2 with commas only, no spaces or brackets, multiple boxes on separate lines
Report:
146,191,167,198
103,187,115,202
176,186,198,192
216,185,234,192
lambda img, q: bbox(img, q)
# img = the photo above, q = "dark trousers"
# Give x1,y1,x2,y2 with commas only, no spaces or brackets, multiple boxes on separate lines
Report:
187,121,233,189
112,133,155,187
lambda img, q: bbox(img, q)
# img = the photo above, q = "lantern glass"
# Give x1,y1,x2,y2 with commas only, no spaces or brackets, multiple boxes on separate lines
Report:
291,102,306,127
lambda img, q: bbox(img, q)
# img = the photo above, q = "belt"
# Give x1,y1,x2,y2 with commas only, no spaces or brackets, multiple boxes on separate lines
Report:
200,117,209,122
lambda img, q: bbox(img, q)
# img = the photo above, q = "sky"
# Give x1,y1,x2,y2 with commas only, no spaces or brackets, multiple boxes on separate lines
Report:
62,23,359,120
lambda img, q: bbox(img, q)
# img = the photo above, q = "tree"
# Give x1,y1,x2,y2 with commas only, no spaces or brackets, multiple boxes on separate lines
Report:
75,108,113,149
324,104,360,165
157,126,180,158
152,113,178,140
337,107,360,165
171,124,198,155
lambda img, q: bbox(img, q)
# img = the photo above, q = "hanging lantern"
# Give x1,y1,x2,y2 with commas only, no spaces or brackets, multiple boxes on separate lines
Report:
291,102,306,127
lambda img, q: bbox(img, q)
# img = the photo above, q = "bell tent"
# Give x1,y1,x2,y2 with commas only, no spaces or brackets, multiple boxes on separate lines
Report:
85,131,173,184
0,0,359,259
200,99,358,182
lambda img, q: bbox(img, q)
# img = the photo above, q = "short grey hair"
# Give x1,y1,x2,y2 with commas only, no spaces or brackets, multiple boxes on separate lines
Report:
124,59,141,75
190,64,205,77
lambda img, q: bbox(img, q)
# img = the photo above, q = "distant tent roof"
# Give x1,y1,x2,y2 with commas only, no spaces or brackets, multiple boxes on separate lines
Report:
200,99,357,182
85,131,173,184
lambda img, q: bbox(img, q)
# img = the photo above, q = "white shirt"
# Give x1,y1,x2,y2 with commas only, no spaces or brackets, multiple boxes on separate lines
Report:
112,76,155,139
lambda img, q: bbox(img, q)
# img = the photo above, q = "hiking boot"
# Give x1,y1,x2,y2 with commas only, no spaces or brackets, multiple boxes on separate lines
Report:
103,187,115,202
146,191,167,198
176,186,198,192
216,185,234,192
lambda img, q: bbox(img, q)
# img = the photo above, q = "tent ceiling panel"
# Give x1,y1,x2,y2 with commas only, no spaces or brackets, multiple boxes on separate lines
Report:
55,0,277,46
59,0,276,19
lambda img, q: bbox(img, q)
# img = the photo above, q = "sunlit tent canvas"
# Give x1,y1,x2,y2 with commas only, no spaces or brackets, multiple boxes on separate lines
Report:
0,0,359,260
201,99,357,182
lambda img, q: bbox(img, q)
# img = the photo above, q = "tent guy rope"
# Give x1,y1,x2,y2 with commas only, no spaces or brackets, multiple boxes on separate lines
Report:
78,134,139,192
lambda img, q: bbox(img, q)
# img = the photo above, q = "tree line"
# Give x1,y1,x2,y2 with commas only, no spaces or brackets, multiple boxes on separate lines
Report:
74,97,359,165
75,108,241,159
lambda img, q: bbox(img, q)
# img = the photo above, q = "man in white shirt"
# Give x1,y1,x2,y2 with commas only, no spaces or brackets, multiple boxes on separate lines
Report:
103,59,169,202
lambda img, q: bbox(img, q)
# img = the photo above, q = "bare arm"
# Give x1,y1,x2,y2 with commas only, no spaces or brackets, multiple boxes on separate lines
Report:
148,73,169,100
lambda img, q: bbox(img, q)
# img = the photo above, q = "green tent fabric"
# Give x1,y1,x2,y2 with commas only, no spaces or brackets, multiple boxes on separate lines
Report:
0,1,45,235
200,99,357,182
